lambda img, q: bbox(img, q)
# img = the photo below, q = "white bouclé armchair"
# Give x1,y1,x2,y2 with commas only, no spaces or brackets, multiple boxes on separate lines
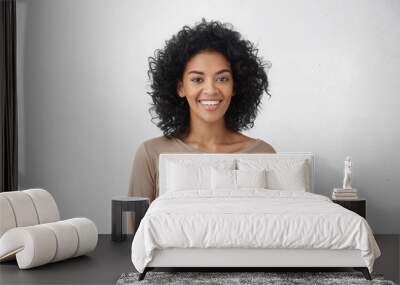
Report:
0,188,98,269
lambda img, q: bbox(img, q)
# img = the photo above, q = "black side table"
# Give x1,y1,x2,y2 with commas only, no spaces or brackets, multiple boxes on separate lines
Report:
332,198,366,218
112,196,150,242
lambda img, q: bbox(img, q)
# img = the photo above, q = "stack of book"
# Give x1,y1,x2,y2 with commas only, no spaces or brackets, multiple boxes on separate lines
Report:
332,188,358,200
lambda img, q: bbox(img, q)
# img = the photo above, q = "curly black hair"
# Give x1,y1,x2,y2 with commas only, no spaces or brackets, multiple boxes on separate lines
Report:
147,18,271,138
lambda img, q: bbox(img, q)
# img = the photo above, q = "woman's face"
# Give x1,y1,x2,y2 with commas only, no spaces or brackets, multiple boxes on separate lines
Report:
177,51,234,125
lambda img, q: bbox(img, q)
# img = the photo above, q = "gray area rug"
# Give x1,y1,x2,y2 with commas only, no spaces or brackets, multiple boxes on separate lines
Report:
116,271,396,285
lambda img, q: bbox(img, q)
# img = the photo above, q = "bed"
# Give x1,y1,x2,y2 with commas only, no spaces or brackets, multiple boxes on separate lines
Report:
130,153,381,280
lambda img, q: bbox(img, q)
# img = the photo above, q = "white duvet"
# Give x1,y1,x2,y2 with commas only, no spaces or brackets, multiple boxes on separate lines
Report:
131,190,380,273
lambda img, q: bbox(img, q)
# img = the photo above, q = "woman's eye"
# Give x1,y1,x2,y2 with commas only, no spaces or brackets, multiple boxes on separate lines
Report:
191,77,203,83
217,77,229,82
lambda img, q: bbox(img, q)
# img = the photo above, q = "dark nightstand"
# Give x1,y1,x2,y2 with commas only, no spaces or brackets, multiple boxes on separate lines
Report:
111,196,149,242
332,198,366,218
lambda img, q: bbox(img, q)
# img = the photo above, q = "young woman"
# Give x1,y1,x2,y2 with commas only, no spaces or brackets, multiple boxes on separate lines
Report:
127,19,275,232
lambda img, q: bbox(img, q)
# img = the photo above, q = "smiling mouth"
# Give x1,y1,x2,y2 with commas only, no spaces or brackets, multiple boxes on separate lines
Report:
199,100,222,105
198,99,223,111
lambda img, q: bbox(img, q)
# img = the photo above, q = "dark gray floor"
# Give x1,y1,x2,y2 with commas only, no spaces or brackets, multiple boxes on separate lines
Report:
0,234,399,285
375,235,400,284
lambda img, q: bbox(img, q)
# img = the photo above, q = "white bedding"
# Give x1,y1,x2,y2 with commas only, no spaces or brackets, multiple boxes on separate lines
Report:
131,190,380,273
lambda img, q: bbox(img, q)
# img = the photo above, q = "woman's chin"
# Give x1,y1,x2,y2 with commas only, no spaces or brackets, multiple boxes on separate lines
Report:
196,113,226,124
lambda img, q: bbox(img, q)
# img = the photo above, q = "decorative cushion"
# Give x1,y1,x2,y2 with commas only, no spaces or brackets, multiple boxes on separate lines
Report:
211,168,268,190
211,168,236,190
237,169,267,188
159,154,314,195
166,160,235,192
167,162,210,191
238,159,309,191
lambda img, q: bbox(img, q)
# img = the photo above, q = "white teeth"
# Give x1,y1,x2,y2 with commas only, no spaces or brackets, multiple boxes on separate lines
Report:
200,100,221,105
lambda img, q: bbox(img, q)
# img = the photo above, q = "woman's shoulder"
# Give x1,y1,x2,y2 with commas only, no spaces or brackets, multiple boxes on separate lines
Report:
236,133,276,154
137,136,184,156
141,135,173,147
252,139,276,153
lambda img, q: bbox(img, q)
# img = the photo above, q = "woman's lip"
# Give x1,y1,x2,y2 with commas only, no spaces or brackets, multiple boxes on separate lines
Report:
198,100,221,111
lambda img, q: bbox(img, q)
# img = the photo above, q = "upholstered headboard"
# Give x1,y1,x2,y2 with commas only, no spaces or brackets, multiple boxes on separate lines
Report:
159,153,314,195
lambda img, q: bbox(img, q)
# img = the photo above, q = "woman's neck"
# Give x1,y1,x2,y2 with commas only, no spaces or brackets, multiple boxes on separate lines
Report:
183,118,234,149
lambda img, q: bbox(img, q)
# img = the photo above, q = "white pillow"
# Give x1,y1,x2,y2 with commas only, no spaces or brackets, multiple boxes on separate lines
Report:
166,160,235,192
211,168,267,190
238,159,308,191
268,164,306,191
211,168,236,190
237,169,267,188
167,162,210,191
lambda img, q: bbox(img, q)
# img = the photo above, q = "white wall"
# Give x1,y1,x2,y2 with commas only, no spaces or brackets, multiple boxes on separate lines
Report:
17,0,400,234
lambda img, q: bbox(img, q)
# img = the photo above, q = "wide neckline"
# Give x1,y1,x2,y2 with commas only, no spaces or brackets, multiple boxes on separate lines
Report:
173,137,262,154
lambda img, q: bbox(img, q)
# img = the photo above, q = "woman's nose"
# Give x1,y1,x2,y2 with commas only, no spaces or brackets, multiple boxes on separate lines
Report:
203,80,217,95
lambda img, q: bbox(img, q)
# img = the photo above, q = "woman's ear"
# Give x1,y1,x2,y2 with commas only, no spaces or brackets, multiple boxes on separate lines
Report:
177,81,184,98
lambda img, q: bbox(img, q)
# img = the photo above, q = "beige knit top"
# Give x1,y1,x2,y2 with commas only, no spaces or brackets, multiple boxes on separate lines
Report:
127,135,275,233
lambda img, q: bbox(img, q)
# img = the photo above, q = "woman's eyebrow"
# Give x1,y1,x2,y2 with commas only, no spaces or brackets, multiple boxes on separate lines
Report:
187,69,232,75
